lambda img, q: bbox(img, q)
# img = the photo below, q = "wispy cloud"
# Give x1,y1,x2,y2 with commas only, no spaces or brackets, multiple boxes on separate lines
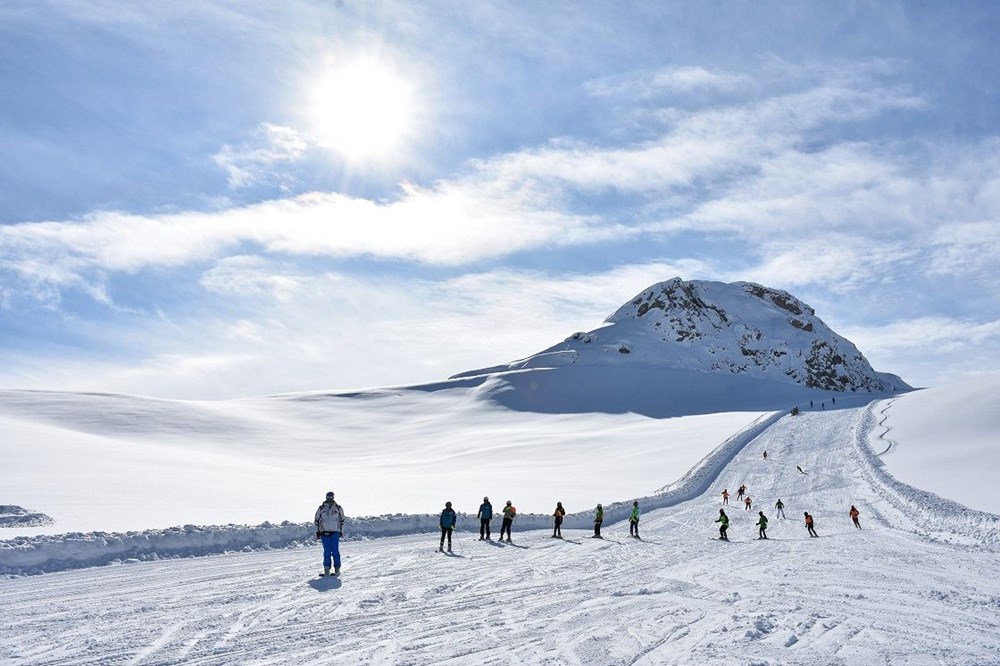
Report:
929,221,1000,284
840,316,1000,387
212,124,308,190
586,65,750,98
0,63,940,287
0,262,705,398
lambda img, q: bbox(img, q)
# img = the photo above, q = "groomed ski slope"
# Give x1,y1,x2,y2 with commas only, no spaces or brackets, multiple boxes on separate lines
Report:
3,400,1000,665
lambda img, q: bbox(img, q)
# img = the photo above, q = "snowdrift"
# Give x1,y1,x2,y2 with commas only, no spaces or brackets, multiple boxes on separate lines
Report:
1,412,782,575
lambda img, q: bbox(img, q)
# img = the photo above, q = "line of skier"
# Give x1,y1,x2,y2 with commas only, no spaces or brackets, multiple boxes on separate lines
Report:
715,489,861,541
314,490,864,575
461,497,642,551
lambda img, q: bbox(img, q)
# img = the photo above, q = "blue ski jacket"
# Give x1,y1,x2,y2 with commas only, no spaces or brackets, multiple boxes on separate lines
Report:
440,507,457,529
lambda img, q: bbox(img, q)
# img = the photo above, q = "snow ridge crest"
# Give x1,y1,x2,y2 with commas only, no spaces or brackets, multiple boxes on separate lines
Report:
504,277,906,393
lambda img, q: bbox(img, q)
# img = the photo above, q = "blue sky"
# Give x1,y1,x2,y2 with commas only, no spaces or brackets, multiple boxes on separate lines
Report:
1,1,998,398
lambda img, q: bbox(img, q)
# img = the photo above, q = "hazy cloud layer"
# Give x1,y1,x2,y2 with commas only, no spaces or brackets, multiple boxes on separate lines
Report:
1,3,998,395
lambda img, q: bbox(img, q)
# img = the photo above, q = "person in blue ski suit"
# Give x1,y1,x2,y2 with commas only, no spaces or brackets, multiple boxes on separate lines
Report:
478,497,493,540
315,491,345,576
439,501,457,552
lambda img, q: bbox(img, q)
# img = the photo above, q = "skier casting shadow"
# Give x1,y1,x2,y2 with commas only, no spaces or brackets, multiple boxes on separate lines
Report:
715,508,730,541
308,576,343,592
552,501,565,538
438,501,456,553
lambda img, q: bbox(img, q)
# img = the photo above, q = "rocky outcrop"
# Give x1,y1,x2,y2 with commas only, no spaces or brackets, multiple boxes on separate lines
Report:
459,278,908,393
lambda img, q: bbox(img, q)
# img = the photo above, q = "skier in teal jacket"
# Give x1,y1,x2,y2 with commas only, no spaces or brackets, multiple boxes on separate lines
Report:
439,501,457,552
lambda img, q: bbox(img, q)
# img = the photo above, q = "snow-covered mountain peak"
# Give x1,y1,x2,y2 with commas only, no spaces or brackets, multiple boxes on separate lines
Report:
608,278,815,328
459,278,908,394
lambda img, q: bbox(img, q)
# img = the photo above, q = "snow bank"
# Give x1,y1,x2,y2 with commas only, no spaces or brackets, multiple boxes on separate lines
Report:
856,399,1000,548
0,412,783,576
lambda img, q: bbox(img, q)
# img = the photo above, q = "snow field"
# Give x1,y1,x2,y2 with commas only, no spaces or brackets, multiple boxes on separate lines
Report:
3,399,1000,664
0,388,763,538
0,410,782,576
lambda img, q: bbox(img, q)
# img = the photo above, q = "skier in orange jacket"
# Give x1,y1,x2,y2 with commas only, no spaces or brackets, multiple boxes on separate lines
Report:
804,511,818,537
849,505,861,529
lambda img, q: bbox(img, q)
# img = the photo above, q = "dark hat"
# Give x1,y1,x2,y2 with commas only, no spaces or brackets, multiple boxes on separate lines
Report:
325,491,335,499
446,501,452,507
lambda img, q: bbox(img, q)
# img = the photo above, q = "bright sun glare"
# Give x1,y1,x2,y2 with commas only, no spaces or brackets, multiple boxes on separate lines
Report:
311,59,413,162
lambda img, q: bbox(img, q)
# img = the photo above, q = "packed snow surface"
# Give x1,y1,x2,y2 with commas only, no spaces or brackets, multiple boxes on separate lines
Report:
876,374,1000,514
0,386,761,536
1,374,999,664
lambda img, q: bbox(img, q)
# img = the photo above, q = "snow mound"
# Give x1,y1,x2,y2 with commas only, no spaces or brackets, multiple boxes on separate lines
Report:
0,412,782,576
0,505,52,529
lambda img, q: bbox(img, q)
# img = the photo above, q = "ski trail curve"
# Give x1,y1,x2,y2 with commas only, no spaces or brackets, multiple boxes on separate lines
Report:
2,404,1000,664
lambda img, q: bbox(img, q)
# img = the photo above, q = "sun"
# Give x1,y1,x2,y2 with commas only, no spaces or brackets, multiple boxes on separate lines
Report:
310,59,413,162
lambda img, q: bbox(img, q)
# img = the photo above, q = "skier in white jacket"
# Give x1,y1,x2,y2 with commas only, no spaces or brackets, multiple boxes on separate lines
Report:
315,491,345,576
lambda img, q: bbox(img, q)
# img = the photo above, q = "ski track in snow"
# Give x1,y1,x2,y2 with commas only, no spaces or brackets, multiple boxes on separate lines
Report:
2,403,1000,664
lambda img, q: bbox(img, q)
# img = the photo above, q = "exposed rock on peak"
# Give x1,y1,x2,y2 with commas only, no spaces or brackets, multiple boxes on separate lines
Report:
457,278,908,394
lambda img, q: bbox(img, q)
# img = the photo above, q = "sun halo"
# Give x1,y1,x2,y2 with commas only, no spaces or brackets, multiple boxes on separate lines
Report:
310,59,414,163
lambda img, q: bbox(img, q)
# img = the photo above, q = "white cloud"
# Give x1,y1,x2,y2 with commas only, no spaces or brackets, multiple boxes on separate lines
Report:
0,63,960,301
0,263,706,398
839,316,1000,387
212,123,308,189
844,316,1000,353
199,256,304,299
586,66,750,98
929,222,1000,283
737,234,919,291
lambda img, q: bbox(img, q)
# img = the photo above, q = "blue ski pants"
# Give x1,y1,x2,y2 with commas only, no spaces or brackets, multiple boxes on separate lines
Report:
321,532,341,569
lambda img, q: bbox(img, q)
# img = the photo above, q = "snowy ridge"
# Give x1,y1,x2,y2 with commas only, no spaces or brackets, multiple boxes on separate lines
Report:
457,278,910,394
0,412,782,576
855,399,1000,548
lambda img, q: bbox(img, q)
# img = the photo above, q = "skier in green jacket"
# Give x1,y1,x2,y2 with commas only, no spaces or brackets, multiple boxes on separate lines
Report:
756,511,769,539
629,500,640,538
593,504,604,538
715,508,730,541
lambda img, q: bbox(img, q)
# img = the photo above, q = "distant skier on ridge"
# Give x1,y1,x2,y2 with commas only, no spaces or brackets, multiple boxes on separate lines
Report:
775,498,786,519
593,503,604,538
